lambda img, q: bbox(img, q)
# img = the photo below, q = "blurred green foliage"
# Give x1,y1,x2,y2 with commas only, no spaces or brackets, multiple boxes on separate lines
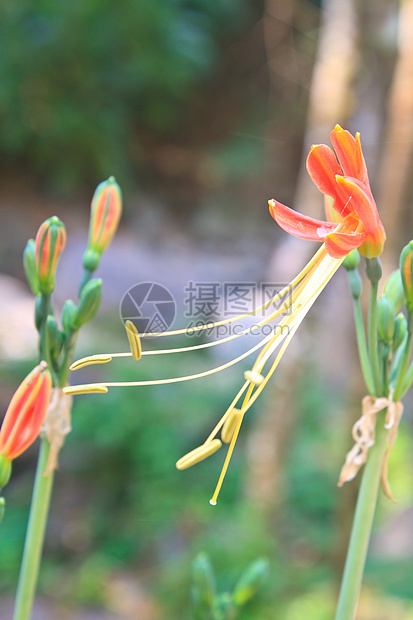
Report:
1,347,413,618
0,0,258,191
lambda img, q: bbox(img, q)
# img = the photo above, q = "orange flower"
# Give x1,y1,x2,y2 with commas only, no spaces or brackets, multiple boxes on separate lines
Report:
269,125,386,259
0,362,52,462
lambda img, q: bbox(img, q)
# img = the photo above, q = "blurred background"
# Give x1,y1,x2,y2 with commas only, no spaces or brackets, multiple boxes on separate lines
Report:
1,0,413,618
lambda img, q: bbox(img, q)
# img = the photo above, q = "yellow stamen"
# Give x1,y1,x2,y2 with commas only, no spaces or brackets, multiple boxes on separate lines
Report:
176,439,222,470
125,320,142,360
63,384,108,395
70,354,113,371
221,408,243,444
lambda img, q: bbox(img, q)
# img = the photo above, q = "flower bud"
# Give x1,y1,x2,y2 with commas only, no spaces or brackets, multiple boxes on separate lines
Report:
46,315,64,360
393,313,408,352
83,177,122,270
35,216,66,294
400,241,413,311
0,454,12,489
23,239,38,295
0,362,52,461
233,558,269,607
191,553,216,618
383,270,405,314
342,249,361,271
365,257,382,283
62,299,77,335
71,279,102,330
346,269,362,299
377,296,396,345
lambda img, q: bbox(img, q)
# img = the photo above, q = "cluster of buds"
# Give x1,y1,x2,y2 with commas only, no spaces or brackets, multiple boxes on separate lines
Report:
1,177,122,518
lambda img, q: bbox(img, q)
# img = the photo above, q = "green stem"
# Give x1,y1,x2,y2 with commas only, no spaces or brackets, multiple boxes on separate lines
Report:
353,298,375,395
368,281,382,396
334,411,387,620
394,312,413,401
13,438,54,620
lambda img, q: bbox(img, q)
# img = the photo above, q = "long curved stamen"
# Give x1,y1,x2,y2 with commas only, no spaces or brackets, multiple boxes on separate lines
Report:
64,329,287,393
71,247,327,372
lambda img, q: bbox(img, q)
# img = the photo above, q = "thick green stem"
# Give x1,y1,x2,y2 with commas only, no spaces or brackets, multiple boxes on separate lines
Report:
368,281,382,396
334,411,387,620
13,438,54,620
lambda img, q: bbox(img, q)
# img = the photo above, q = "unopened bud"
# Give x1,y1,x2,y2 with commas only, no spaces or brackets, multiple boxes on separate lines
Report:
393,313,408,352
400,241,413,311
346,269,362,299
365,257,382,283
342,249,361,271
0,455,12,489
71,279,102,330
233,558,269,607
35,216,66,294
383,270,405,314
83,176,122,270
46,315,64,360
0,497,5,524
377,296,396,345
62,299,77,335
23,239,38,295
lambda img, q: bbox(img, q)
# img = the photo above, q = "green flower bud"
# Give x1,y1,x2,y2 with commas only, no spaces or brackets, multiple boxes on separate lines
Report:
233,558,269,607
46,315,64,360
23,239,38,295
62,300,77,334
191,553,216,618
72,279,102,330
342,249,361,271
35,216,66,294
383,270,405,314
34,294,49,331
365,257,382,283
0,454,12,490
400,241,413,311
377,296,396,345
346,269,362,299
0,497,5,525
393,313,408,352
82,249,101,272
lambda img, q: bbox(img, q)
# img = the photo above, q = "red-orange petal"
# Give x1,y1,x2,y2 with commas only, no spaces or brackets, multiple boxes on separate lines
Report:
330,125,369,185
269,199,336,241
